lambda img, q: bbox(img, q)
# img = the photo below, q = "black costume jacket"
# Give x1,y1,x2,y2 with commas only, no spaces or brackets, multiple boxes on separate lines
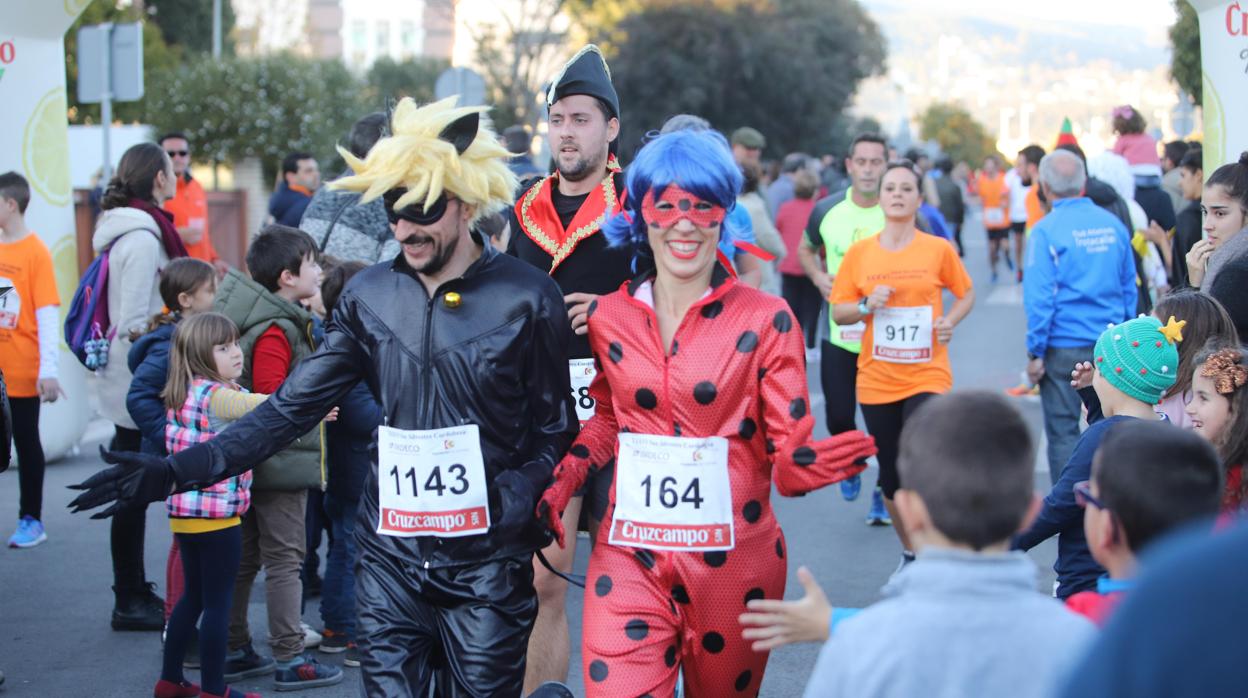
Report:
175,240,578,569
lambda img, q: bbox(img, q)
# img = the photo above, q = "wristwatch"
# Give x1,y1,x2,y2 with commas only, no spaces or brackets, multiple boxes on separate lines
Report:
857,298,871,316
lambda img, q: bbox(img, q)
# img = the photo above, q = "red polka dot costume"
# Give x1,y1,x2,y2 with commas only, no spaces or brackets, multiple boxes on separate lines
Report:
539,265,877,697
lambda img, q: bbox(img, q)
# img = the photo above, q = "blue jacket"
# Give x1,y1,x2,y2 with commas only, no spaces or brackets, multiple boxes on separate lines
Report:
1014,416,1142,598
918,203,951,240
126,322,176,456
1024,197,1136,356
326,381,382,506
269,183,313,227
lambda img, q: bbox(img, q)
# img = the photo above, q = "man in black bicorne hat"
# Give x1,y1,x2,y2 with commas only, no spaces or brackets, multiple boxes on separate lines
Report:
507,44,635,693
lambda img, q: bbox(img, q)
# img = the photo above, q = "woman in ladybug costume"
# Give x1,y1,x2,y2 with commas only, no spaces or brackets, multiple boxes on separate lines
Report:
537,130,877,696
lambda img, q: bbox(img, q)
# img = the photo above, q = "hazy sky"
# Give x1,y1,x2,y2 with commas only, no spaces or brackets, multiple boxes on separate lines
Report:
864,0,1178,30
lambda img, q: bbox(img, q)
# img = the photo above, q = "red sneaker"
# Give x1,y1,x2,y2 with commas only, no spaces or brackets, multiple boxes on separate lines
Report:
154,679,200,698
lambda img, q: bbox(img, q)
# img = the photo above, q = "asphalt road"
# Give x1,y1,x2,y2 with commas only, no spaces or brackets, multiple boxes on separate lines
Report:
0,210,1059,697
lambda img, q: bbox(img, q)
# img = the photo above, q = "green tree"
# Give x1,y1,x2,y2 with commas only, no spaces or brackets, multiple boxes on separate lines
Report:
468,0,568,131
65,0,181,124
146,0,236,56
146,55,365,183
606,0,886,158
1169,0,1200,105
365,56,449,107
917,102,998,166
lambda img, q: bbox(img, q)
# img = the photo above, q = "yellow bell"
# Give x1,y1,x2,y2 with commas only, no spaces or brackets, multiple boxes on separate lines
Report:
443,292,462,309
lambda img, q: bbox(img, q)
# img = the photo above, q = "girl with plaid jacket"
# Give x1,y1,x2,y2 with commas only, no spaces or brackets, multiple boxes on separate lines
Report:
155,312,267,698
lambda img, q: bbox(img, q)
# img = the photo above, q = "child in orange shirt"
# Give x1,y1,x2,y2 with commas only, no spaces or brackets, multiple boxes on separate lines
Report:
0,172,64,548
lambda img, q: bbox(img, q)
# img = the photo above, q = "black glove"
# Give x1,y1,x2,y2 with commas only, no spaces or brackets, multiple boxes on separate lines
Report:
67,446,176,519
495,468,541,532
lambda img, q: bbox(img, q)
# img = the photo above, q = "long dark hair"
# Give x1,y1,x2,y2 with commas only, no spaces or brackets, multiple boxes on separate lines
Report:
1205,151,1248,217
101,143,171,210
1155,290,1240,399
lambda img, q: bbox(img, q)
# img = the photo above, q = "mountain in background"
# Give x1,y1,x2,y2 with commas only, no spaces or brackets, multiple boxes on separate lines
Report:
852,0,1184,157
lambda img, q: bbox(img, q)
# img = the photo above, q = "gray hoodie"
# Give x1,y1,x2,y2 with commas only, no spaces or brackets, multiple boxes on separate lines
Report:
803,549,1094,698
89,207,169,428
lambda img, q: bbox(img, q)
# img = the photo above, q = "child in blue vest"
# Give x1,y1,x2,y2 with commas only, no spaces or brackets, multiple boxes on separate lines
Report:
155,313,266,698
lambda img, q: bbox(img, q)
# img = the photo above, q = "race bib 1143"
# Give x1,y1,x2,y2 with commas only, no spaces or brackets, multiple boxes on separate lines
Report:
377,424,490,538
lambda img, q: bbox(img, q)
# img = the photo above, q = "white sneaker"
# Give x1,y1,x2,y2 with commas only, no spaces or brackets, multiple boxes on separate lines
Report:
302,622,322,649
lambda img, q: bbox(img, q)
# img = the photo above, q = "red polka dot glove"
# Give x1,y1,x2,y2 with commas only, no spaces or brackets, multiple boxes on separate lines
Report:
536,458,587,549
774,430,877,496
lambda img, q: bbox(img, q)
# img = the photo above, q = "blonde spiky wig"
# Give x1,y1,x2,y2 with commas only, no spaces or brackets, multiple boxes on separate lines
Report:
330,96,518,224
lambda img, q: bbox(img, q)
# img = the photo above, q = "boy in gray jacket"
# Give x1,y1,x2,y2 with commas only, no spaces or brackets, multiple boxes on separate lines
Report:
803,392,1094,698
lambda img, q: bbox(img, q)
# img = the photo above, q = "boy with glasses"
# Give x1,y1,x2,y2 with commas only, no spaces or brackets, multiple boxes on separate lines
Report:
1069,420,1222,625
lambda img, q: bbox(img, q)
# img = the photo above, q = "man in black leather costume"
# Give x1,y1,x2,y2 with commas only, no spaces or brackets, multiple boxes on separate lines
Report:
70,98,578,698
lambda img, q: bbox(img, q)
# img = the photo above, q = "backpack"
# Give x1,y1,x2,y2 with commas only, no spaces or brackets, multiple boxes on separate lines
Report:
63,243,116,370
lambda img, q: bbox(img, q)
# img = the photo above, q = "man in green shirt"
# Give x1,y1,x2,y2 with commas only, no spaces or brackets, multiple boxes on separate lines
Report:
797,133,888,522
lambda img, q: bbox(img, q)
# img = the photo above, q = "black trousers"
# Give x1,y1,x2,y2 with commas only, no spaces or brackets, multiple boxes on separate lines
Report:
820,341,859,436
355,549,538,697
860,393,937,498
781,273,823,349
110,425,151,592
10,396,46,520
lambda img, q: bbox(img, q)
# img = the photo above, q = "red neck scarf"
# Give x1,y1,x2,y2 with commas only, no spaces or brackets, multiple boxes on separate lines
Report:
515,155,624,273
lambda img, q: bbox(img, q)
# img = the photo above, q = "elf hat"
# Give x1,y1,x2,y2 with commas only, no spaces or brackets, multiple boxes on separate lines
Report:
1093,315,1185,405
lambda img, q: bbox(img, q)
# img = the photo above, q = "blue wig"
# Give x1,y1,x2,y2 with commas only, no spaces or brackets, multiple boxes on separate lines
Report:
603,129,745,268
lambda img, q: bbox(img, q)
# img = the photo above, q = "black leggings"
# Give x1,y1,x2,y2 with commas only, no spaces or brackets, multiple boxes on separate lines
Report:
9,396,46,520
109,426,150,592
860,393,937,499
820,341,859,436
781,273,823,349
163,526,243,696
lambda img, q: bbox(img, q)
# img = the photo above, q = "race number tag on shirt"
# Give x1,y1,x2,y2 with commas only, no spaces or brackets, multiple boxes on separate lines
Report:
873,306,933,364
838,321,865,343
984,207,1006,226
609,433,734,552
569,358,596,424
376,424,490,538
0,277,19,330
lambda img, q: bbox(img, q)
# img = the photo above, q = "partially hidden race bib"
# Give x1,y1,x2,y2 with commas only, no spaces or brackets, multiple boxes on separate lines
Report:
872,306,933,364
984,206,1005,226
609,433,734,552
0,277,19,330
569,358,596,424
377,424,490,537
838,321,865,344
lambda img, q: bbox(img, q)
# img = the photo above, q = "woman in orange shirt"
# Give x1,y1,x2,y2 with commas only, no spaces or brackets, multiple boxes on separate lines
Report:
830,160,975,566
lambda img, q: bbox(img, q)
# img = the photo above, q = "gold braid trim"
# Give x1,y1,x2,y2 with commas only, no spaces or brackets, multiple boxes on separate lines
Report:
518,157,622,273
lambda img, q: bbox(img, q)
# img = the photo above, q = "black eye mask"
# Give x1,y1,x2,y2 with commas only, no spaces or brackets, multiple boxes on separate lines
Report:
384,188,450,225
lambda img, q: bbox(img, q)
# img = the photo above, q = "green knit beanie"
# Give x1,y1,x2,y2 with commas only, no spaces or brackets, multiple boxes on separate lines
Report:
1093,315,1183,405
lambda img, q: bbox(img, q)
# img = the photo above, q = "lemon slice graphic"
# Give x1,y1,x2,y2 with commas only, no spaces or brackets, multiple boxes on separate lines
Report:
65,0,92,17
22,87,72,208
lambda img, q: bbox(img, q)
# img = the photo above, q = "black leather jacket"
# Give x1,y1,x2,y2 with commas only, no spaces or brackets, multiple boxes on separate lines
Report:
185,240,577,568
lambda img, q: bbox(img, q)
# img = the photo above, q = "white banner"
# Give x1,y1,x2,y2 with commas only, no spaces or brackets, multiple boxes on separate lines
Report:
1188,1,1248,173
0,1,92,460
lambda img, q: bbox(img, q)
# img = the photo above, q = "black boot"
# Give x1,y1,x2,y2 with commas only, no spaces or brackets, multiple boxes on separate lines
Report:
112,582,165,631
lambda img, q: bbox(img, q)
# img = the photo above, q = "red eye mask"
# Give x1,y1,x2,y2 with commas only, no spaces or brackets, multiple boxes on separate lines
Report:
641,185,726,230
